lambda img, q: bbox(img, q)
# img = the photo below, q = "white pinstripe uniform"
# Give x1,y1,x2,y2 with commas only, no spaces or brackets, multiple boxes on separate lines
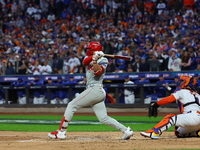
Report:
63,56,128,133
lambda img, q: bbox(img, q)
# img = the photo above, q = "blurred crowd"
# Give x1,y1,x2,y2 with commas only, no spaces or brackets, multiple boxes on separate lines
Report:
0,0,200,76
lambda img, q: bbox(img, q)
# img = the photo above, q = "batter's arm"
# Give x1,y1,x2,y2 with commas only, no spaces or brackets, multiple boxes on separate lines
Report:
82,56,93,65
93,60,104,75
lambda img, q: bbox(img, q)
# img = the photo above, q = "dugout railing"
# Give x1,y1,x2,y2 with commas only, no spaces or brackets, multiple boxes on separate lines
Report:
0,83,185,108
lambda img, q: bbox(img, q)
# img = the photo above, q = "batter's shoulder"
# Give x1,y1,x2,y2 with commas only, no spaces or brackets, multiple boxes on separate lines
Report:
98,57,108,63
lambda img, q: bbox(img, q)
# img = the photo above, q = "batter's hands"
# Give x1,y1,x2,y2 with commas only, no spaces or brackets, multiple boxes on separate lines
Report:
95,51,104,57
92,54,99,61
93,51,104,61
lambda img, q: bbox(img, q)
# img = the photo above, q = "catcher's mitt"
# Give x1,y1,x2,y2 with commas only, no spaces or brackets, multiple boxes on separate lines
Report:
148,102,159,118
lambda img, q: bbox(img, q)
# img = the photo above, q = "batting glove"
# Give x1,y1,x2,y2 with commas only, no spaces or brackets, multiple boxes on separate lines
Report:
95,51,104,57
92,54,99,61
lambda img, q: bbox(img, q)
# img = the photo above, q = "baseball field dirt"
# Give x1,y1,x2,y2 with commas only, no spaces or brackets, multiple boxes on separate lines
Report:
0,108,199,150
0,131,199,150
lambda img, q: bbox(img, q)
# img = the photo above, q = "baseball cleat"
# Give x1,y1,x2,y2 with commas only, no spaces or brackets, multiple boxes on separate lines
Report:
121,127,134,140
140,131,159,139
48,130,66,139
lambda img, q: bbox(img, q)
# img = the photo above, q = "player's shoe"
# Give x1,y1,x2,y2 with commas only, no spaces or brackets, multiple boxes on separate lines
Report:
197,130,200,137
48,130,66,139
140,131,159,139
121,127,134,140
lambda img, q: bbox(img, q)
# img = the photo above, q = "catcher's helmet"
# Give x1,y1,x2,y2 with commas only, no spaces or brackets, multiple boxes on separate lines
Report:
179,75,196,89
85,42,102,56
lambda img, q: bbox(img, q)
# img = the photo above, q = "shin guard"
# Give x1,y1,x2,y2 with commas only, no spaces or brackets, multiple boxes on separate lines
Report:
153,114,177,134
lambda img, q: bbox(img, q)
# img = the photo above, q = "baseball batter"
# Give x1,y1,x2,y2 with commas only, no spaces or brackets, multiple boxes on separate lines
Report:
140,75,200,139
48,42,134,140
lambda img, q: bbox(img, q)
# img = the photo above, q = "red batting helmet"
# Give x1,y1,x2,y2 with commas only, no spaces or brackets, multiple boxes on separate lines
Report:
85,42,102,56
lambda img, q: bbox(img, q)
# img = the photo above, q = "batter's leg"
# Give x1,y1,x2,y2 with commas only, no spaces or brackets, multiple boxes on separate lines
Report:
92,101,127,132
92,101,134,139
61,87,106,131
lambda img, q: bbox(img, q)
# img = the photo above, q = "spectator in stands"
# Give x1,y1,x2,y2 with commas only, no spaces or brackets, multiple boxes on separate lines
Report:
5,61,15,75
68,52,81,74
62,57,70,74
0,59,6,76
180,51,191,71
139,57,150,72
17,58,26,75
103,39,114,54
52,53,64,74
124,75,135,104
10,77,26,104
25,61,34,75
47,11,56,22
32,60,42,75
0,0,199,76
168,50,181,71
154,74,168,101
40,60,52,75
116,50,129,72
190,52,197,70
157,51,165,71
106,59,116,73
149,55,160,71
156,0,166,15
132,56,141,72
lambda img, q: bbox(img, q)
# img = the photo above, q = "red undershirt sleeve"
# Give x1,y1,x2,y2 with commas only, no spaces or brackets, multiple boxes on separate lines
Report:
82,56,93,65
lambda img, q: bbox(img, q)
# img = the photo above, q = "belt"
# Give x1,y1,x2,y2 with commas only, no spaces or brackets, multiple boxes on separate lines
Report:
87,84,103,88
187,111,200,114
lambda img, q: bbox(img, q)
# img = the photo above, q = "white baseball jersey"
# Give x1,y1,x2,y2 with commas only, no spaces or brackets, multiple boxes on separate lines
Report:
41,65,52,75
68,57,81,73
173,89,200,114
124,81,135,104
63,56,128,134
63,61,70,74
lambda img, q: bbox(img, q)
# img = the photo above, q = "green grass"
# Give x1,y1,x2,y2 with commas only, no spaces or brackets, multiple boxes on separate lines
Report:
0,115,174,132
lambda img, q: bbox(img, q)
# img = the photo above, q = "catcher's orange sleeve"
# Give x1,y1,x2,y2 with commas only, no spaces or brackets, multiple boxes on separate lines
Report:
157,95,176,105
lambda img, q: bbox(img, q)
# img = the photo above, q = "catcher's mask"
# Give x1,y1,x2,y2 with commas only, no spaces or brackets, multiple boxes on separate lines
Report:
85,42,102,56
179,75,197,89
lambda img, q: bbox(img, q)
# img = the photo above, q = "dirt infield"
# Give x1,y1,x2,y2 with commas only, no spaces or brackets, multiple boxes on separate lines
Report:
0,131,199,150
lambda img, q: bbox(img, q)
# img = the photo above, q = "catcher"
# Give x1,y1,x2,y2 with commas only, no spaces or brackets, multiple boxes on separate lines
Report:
141,75,200,139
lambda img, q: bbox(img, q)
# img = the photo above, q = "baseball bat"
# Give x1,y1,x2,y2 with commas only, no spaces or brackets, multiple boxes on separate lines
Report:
104,54,131,61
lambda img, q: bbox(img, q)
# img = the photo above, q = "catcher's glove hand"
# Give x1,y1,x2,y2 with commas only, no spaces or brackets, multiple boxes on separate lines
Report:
148,102,159,118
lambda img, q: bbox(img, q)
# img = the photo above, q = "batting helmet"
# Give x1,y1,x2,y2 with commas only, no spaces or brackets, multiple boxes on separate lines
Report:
85,42,102,56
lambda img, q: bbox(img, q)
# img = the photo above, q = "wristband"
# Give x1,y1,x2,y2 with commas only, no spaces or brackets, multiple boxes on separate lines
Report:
93,61,97,64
